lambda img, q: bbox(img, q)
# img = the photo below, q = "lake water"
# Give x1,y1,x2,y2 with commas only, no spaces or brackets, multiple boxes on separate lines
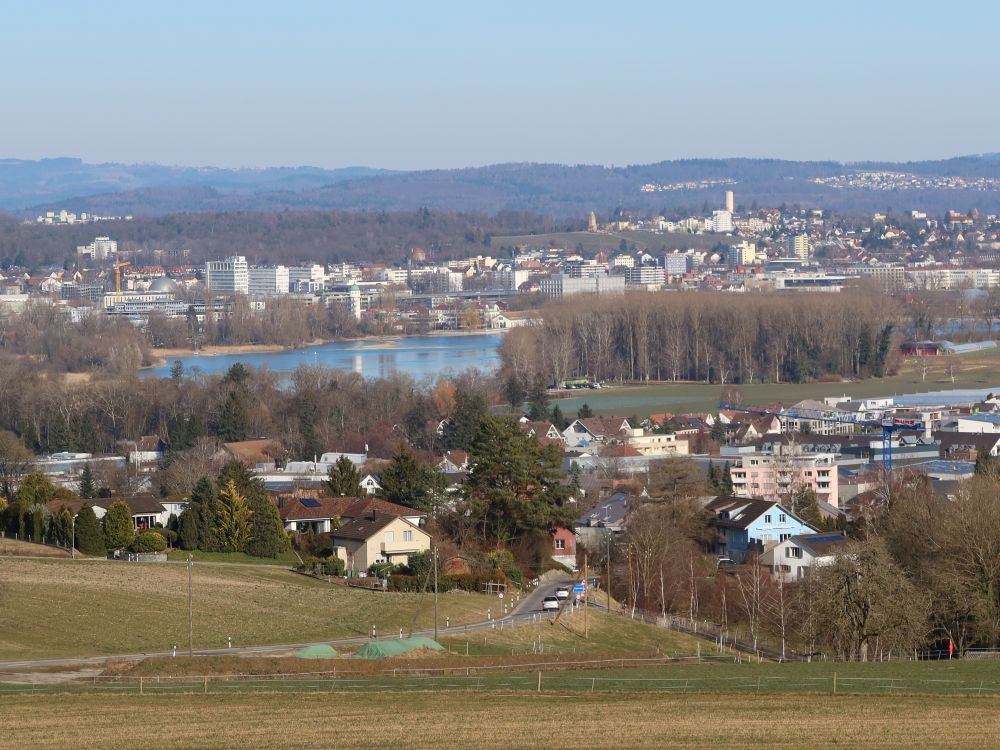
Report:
144,332,504,380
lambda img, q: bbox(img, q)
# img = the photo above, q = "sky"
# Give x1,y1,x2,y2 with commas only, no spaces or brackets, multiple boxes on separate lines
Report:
1,0,998,170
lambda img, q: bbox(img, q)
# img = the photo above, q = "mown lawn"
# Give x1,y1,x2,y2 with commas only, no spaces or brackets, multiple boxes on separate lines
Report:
0,557,495,660
164,549,299,566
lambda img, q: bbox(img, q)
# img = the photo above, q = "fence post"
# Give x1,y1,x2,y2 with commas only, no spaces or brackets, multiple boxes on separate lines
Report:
139,677,143,695
204,677,208,694
832,671,837,695
537,671,542,692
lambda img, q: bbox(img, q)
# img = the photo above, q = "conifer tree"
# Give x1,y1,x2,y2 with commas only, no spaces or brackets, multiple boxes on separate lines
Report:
78,463,97,500
216,479,253,552
75,505,105,556
102,500,135,550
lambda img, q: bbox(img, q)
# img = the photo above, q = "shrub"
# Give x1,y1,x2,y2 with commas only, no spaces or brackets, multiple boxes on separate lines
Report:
75,505,105,556
102,501,135,550
320,557,345,576
131,530,167,553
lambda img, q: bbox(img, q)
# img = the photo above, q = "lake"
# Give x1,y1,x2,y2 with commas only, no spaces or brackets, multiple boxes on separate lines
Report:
144,332,504,380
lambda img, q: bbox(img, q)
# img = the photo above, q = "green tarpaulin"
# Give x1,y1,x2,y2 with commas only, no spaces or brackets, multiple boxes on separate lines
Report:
296,644,338,659
352,636,444,659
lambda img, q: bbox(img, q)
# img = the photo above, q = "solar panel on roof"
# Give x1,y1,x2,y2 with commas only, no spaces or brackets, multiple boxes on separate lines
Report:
302,498,321,508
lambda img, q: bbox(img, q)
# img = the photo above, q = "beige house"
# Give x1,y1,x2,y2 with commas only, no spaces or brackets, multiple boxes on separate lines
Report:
332,513,431,573
621,428,688,456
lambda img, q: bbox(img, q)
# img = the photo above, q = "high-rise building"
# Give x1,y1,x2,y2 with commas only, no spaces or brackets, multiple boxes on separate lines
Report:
711,210,734,233
588,211,598,232
348,283,362,320
248,265,290,297
288,265,326,293
205,256,249,295
725,190,734,213
663,254,687,277
76,236,118,260
787,235,810,259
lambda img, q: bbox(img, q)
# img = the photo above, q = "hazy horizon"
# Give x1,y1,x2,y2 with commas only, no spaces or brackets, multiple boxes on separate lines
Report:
2,0,998,170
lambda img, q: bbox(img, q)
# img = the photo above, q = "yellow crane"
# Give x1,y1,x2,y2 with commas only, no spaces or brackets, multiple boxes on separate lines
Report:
113,260,130,298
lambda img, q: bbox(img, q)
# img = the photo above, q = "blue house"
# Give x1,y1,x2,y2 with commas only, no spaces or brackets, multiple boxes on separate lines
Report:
706,496,819,562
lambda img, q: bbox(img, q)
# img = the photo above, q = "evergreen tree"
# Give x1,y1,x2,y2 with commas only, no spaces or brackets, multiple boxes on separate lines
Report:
102,500,135,550
218,389,250,442
190,476,221,551
78,463,97,500
526,374,550,421
75,505,105,556
710,419,725,444
244,491,289,558
215,479,253,552
721,461,734,495
326,455,362,496
708,460,719,491
503,374,525,413
442,385,488,450
379,448,446,514
550,405,566,429
462,415,573,546
178,508,200,550
577,403,594,419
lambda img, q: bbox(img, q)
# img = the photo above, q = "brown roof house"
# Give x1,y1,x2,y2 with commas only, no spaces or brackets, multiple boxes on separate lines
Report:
331,512,431,574
276,492,426,534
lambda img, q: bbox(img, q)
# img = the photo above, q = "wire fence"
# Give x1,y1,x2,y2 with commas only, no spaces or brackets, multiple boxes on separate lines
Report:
4,657,1000,697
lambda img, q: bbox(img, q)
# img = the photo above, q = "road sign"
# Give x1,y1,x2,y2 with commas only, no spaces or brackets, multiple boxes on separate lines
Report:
498,592,504,599
573,583,585,593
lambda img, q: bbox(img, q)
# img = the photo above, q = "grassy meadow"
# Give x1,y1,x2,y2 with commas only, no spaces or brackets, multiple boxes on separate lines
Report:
554,348,1000,419
0,557,496,661
1,691,998,750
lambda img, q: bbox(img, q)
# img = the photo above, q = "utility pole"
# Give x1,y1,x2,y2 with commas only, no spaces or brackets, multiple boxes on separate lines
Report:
433,544,439,641
187,553,194,657
70,514,75,560
606,532,612,613
583,553,589,639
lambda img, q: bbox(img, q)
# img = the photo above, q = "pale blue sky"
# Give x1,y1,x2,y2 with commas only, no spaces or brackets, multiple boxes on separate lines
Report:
1,0,997,169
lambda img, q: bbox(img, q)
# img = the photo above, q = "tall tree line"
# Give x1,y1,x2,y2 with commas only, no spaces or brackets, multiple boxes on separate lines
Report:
501,290,899,386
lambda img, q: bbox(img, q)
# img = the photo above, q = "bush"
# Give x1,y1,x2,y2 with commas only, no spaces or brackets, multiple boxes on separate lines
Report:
320,557,345,576
130,530,167,553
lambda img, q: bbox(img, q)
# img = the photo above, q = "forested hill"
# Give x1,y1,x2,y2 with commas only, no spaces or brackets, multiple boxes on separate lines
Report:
7,155,1000,218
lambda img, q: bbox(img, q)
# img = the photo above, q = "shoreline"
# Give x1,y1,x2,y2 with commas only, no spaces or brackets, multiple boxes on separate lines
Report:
145,328,506,368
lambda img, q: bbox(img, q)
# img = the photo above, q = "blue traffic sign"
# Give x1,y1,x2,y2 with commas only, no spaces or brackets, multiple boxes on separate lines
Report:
573,583,585,593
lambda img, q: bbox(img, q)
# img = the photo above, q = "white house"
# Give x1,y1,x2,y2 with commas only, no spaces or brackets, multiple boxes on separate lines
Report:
760,533,849,580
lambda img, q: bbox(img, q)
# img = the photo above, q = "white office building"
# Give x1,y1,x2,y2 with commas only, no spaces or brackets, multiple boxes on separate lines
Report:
288,265,326,293
539,273,626,298
76,236,118,260
624,266,666,287
248,265,290,297
787,235,810,259
205,256,249,295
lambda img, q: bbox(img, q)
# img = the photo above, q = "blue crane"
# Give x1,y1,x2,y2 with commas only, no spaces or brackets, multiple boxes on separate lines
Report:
718,402,926,474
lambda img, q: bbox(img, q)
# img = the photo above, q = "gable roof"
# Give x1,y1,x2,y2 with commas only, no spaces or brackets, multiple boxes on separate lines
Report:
332,512,427,542
575,491,631,528
276,493,425,522
790,532,849,557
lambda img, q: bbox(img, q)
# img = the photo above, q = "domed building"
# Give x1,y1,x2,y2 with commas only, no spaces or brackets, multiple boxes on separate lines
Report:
148,276,178,294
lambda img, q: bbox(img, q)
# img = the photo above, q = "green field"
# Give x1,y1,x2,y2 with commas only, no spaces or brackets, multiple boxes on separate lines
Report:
1,690,997,749
556,351,1000,419
440,608,701,657
0,558,496,660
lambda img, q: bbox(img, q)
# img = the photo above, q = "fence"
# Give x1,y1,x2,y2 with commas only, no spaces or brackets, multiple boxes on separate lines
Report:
4,659,1000,697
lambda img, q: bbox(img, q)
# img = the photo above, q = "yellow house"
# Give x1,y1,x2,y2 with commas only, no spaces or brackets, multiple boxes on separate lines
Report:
332,513,431,574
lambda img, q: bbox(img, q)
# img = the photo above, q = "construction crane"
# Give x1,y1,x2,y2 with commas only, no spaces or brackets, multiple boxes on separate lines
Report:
719,402,926,474
113,260,130,299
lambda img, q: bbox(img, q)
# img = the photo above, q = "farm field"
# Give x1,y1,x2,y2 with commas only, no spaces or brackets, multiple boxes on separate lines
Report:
554,349,1000,419
1,691,997,750
0,558,496,661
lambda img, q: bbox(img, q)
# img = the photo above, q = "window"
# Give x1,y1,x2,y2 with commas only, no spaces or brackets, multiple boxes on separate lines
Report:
785,547,802,559
554,538,566,550
779,514,786,523
779,533,790,542
764,514,772,524
403,530,413,542
384,531,394,544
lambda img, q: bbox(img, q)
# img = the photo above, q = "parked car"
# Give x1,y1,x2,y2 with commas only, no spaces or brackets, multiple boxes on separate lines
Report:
542,596,560,611
555,586,570,600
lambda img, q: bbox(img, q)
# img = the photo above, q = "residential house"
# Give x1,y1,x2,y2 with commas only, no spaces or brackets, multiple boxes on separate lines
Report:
550,526,577,570
562,417,632,448
620,428,688,457
332,512,431,573
44,496,179,530
490,310,542,328
360,473,382,496
574,491,632,551
122,435,165,467
276,492,426,533
518,420,565,447
760,533,849,580
437,450,470,473
704,496,819,562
